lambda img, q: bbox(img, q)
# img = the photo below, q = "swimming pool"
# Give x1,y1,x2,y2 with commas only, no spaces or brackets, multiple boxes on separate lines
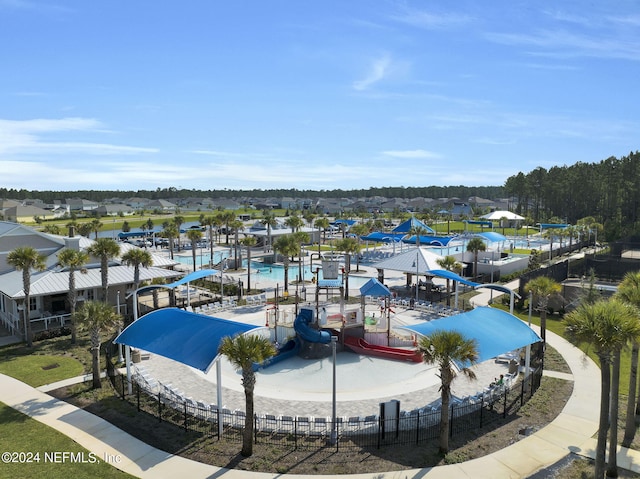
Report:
174,254,370,288
249,261,370,288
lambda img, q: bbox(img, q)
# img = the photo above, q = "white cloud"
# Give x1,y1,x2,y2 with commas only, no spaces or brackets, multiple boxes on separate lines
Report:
486,28,640,61
0,117,156,156
352,53,392,91
391,8,472,29
381,149,442,159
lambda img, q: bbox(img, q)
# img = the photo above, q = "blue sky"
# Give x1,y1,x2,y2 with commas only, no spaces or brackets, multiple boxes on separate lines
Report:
1,1,639,192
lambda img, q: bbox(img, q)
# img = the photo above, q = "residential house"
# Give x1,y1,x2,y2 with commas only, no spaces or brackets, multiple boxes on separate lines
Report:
0,221,182,340
95,204,135,216
2,205,55,222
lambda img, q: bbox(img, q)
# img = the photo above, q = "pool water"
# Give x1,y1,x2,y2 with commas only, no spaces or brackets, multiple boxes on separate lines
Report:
174,254,370,288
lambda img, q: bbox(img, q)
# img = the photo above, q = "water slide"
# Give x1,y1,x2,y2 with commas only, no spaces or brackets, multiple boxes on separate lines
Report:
344,336,423,363
294,308,331,344
251,338,301,371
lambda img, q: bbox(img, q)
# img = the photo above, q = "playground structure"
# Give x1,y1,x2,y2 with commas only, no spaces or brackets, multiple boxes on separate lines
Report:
257,304,420,368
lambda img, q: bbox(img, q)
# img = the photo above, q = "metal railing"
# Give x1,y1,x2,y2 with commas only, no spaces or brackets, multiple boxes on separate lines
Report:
108,366,543,452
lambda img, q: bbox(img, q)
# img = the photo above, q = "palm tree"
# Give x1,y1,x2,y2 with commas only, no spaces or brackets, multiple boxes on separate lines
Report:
221,211,236,245
284,214,304,233
7,247,47,348
240,236,257,292
57,248,89,344
230,219,244,268
186,229,203,273
200,214,217,265
77,222,93,238
273,234,299,294
292,231,310,284
565,299,640,479
314,216,330,255
261,212,277,253
418,330,479,454
90,217,103,240
543,227,559,262
74,300,122,389
87,238,121,301
334,237,361,300
173,215,185,251
614,271,640,447
436,255,463,307
42,224,61,235
121,247,153,291
408,224,429,247
466,237,486,279
349,223,370,272
161,222,179,260
145,218,154,236
303,212,316,229
218,333,276,457
524,276,561,345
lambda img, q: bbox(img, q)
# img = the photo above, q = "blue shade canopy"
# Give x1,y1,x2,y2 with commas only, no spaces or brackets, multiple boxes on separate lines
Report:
392,217,434,234
402,235,455,246
164,269,220,288
464,220,493,228
426,269,480,287
538,223,569,229
114,308,259,372
401,307,540,363
474,232,507,242
476,283,521,298
360,278,391,296
360,231,406,243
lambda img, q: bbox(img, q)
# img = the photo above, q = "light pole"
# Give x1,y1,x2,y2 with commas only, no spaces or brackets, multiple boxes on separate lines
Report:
415,250,419,304
330,335,338,445
525,291,532,380
116,291,123,363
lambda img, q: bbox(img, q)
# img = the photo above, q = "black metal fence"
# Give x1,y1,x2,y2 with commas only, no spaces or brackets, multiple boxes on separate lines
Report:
107,366,543,452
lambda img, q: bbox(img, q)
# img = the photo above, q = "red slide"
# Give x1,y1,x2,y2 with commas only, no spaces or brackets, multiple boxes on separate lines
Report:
344,336,423,363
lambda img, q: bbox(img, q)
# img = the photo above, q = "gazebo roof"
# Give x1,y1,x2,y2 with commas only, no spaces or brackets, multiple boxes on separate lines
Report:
373,247,444,275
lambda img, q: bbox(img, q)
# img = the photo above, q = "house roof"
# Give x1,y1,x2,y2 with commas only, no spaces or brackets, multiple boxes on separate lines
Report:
2,265,183,299
0,221,180,298
373,247,444,275
480,210,525,221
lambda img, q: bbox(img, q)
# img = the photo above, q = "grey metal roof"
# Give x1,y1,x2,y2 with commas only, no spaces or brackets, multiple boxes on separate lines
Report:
373,247,444,275
0,223,181,298
8,265,183,299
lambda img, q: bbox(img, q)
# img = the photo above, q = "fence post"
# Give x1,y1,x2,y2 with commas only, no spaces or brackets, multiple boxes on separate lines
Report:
254,414,257,444
184,401,188,432
157,391,162,423
416,411,420,445
520,379,525,407
502,388,508,418
294,417,298,450
449,404,454,437
136,383,141,412
479,396,484,428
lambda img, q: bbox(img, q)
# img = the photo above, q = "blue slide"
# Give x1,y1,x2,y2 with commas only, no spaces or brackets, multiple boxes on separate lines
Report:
251,338,301,371
294,308,331,344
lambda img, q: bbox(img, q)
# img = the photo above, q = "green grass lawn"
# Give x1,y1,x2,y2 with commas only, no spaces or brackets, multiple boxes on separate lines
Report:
0,355,84,388
0,401,133,478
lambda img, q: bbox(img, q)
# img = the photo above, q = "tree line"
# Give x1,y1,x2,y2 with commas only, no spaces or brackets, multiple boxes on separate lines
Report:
505,150,640,239
0,185,506,203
